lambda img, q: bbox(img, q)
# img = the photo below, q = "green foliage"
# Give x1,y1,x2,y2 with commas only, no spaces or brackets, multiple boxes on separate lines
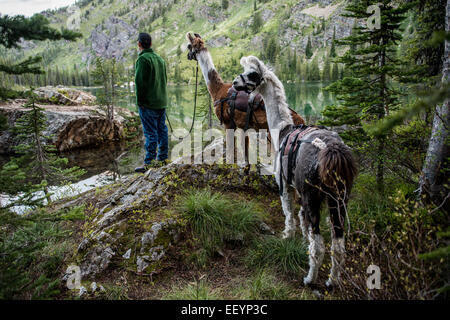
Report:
305,36,313,59
0,14,81,49
222,0,229,10
0,205,85,299
251,10,263,34
0,13,81,99
177,189,262,265
164,279,219,300
262,33,279,64
330,26,336,58
241,269,295,300
91,57,124,120
0,91,85,205
321,0,414,192
245,236,308,275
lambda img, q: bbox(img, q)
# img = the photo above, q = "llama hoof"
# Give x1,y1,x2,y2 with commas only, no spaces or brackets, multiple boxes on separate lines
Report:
325,278,334,288
303,276,314,286
282,229,295,239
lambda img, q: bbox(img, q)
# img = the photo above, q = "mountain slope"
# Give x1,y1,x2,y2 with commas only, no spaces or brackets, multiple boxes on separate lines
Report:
5,0,355,82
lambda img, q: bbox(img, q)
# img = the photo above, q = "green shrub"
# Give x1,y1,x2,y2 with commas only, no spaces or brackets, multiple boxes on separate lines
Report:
177,189,263,265
0,206,85,299
245,236,308,275
242,269,295,300
164,279,219,300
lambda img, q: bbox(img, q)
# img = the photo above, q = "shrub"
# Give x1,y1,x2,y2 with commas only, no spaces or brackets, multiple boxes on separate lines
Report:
337,190,448,299
164,279,219,300
0,206,85,299
241,269,296,300
245,236,308,275
177,189,263,266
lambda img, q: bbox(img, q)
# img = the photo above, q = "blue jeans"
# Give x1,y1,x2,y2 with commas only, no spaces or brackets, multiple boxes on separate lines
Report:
138,107,169,164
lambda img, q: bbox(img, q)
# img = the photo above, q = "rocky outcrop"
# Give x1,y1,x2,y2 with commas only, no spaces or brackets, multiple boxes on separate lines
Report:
0,100,136,154
88,16,137,61
33,86,97,106
60,157,277,279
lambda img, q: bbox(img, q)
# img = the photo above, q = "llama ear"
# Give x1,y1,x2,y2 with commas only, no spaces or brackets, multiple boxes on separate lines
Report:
240,56,248,67
186,33,194,42
194,33,202,39
247,56,263,74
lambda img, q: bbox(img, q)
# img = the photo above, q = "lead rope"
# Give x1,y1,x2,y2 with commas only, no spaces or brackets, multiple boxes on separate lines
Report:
165,60,199,140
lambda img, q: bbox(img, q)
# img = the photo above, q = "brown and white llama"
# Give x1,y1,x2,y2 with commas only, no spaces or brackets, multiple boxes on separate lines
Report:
186,33,305,131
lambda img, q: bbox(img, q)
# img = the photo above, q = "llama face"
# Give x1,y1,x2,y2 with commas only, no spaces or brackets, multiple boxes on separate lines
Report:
232,56,263,93
186,33,206,60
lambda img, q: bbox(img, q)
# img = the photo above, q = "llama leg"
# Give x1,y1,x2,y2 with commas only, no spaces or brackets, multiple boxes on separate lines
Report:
326,195,347,287
303,231,325,285
280,186,296,239
302,189,325,285
326,237,345,287
298,207,308,239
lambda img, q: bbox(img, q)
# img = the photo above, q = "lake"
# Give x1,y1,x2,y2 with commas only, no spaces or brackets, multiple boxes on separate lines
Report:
85,81,335,127
71,82,337,178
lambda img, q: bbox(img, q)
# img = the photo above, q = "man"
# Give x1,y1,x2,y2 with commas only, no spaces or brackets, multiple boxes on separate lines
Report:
134,32,169,173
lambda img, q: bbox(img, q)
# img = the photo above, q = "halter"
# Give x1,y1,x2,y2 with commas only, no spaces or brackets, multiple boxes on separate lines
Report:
187,44,200,61
238,73,264,94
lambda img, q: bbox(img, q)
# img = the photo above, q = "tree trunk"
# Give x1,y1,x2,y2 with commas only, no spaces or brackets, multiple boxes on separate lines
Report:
419,0,450,210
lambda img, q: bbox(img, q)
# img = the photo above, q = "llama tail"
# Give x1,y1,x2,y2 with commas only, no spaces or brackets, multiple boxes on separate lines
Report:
314,138,357,193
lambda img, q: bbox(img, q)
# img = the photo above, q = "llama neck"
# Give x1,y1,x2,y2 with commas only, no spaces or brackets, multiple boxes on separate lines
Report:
257,77,294,132
196,49,224,98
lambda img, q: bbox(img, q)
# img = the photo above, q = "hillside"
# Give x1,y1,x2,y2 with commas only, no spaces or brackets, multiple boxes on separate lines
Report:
3,0,355,84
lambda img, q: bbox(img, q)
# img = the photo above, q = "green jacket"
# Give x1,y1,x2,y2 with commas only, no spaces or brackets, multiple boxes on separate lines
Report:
135,48,168,109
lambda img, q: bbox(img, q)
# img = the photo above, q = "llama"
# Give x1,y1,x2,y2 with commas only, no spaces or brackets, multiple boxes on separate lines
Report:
186,33,305,130
233,56,357,287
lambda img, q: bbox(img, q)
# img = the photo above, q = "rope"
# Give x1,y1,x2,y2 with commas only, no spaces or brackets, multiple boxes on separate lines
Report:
165,60,199,140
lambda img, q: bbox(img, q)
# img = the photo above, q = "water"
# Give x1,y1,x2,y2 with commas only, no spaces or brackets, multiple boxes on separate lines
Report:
1,82,337,195
74,82,337,175
85,82,335,124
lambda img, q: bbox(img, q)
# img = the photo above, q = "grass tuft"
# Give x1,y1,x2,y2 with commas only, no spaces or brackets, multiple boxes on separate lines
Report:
177,189,262,264
245,236,308,275
164,279,219,300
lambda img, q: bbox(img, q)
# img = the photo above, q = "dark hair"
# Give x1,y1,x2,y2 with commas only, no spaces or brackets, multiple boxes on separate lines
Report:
138,32,152,49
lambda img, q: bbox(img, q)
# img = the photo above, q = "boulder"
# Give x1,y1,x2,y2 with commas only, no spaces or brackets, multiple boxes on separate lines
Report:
0,99,137,154
33,86,96,106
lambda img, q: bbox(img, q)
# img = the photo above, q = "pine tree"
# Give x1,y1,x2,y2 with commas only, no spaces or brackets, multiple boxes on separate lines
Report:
264,34,279,64
331,63,339,81
308,57,320,81
305,36,313,59
0,91,84,206
91,57,119,121
322,55,331,81
0,14,81,98
320,0,413,193
252,10,263,33
222,0,229,10
330,26,337,57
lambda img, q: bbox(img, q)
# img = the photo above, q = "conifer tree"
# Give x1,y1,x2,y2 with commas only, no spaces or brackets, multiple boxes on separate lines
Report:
330,26,337,57
305,36,313,59
0,91,84,206
322,55,331,81
252,10,263,33
0,14,81,98
320,0,413,193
